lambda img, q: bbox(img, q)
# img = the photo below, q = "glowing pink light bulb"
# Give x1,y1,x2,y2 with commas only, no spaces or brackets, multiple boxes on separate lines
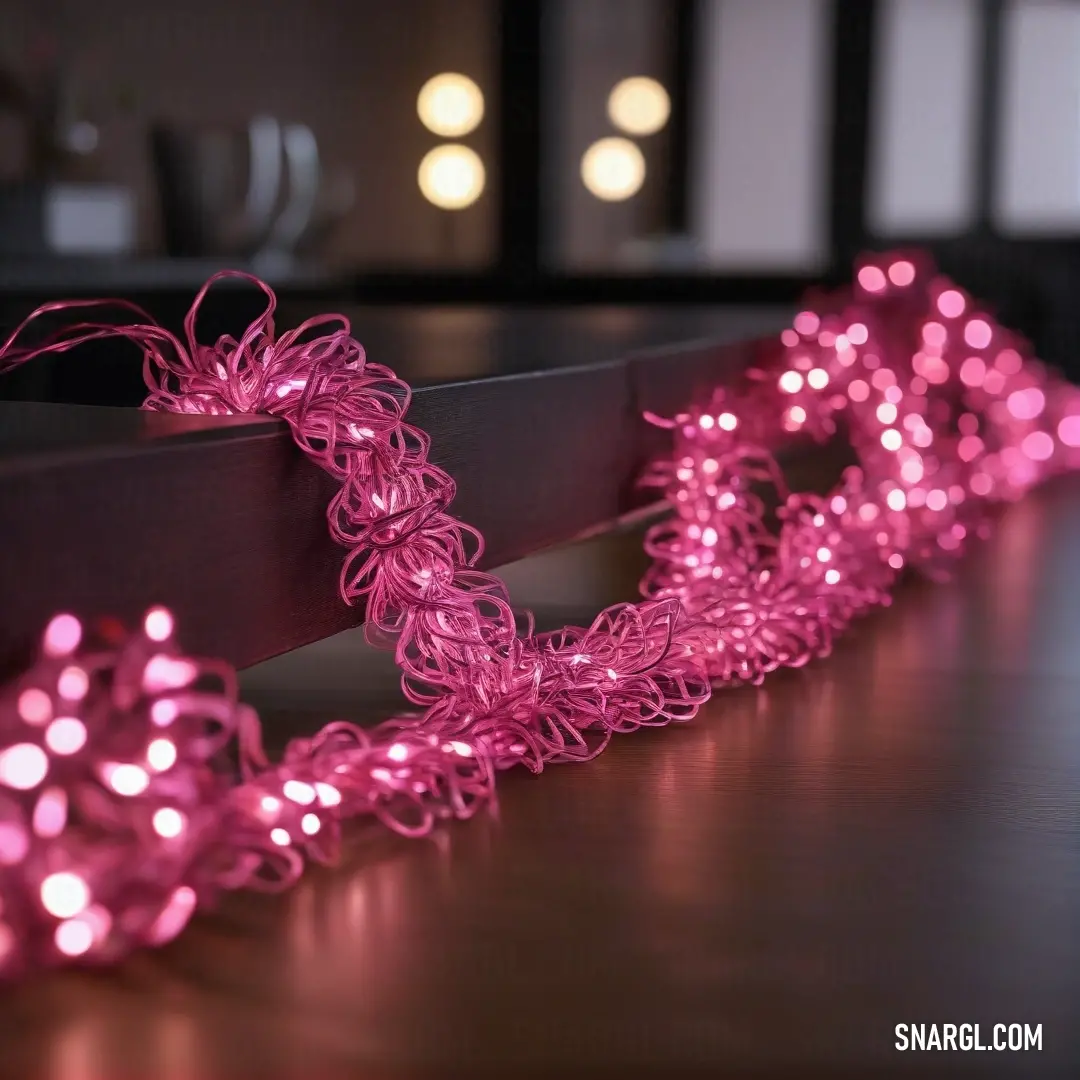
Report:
147,738,177,772
937,290,965,318
54,919,94,957
0,743,48,790
143,607,174,643
142,656,197,693
779,371,804,394
959,356,985,387
871,369,896,392
964,319,992,349
0,823,29,866
923,358,950,386
45,717,86,755
888,260,915,286
1007,388,1045,420
42,614,81,657
858,266,887,292
922,322,947,348
283,780,316,805
17,688,52,726
1022,431,1054,461
103,763,150,797
153,807,185,838
57,666,88,701
151,700,178,726
32,787,67,838
995,349,1022,375
1057,415,1080,446
315,782,342,807
900,458,924,484
40,872,90,918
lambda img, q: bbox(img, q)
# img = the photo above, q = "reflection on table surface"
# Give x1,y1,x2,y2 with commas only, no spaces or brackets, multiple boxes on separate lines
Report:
3,479,1080,1079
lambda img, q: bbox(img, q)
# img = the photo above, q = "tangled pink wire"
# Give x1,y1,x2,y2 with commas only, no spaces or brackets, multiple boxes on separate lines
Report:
1,252,1079,979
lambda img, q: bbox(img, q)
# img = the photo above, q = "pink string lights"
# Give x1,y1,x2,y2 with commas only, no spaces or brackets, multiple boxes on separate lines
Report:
2,252,1079,979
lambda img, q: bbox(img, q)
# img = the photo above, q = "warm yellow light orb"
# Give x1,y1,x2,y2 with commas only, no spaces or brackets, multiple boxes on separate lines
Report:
580,137,646,201
417,73,485,137
418,144,485,210
607,77,671,136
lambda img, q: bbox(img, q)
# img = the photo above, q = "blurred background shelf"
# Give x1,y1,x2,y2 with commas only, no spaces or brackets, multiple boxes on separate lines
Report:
0,257,346,295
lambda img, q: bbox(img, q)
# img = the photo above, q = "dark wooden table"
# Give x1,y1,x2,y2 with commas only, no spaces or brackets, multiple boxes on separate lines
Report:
0,300,790,404
2,477,1079,1079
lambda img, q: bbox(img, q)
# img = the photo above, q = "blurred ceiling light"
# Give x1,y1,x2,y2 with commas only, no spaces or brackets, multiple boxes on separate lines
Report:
417,74,484,137
607,77,671,136
581,137,646,201
418,144,485,210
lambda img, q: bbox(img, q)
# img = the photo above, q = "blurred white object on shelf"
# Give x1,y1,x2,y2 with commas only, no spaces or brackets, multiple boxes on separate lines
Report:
44,184,136,256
